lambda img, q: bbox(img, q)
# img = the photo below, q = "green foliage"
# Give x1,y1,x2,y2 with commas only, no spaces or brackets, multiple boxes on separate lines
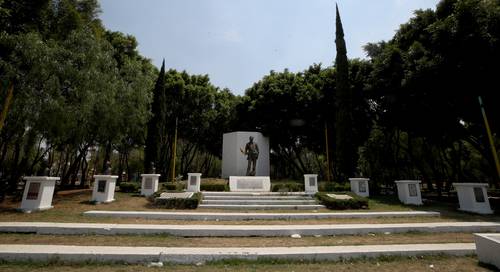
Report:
318,182,350,192
151,192,201,209
144,60,166,175
1,0,499,196
316,192,368,210
362,0,500,190
161,183,180,191
334,4,356,181
119,182,139,193
200,183,228,192
271,182,304,192
0,0,155,191
237,66,331,179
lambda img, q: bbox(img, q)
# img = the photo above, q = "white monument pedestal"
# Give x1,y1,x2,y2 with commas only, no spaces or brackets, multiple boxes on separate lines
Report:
229,176,271,192
474,233,500,270
304,174,318,193
395,180,423,205
187,173,201,192
141,174,160,196
349,178,370,197
91,175,118,203
20,176,59,213
453,183,493,214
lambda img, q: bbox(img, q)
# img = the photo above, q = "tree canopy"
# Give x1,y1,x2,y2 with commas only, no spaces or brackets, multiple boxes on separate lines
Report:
0,0,498,196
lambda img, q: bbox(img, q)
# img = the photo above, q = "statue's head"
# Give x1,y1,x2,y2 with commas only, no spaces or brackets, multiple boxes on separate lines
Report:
249,136,254,142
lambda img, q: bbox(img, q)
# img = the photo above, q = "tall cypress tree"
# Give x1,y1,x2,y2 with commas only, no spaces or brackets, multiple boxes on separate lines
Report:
334,4,355,181
144,59,166,173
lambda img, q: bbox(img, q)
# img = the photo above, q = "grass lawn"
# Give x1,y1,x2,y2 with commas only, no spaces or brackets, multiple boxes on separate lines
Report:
0,232,473,247
0,255,491,272
0,189,498,224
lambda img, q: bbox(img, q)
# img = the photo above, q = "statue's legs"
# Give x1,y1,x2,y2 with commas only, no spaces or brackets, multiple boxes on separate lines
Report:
250,159,257,176
246,160,252,176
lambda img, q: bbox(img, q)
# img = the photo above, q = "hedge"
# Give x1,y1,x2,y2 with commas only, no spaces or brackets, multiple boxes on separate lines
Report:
162,183,179,191
150,192,202,209
316,192,368,210
119,182,140,193
200,183,228,191
271,182,304,192
318,182,350,192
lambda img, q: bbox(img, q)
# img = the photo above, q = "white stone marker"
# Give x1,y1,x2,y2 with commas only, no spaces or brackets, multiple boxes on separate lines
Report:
349,178,370,197
187,173,201,192
140,174,160,196
474,233,500,270
91,175,118,203
395,180,423,205
229,176,271,192
304,174,318,193
453,183,493,214
20,176,59,213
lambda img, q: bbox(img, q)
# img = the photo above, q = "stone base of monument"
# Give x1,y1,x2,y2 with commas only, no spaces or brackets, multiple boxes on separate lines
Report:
349,178,370,197
304,174,318,193
91,175,118,204
140,174,160,197
395,180,423,205
229,176,271,192
474,233,500,270
19,177,59,213
453,183,493,214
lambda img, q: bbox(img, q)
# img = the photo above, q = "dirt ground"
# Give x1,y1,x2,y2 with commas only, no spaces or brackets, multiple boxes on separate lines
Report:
0,255,491,272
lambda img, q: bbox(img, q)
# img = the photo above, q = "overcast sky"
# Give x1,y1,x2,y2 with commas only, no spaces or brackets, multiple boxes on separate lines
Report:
99,0,440,95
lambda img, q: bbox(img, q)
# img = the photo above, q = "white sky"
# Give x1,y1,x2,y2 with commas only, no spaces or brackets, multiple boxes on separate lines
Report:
99,0,440,95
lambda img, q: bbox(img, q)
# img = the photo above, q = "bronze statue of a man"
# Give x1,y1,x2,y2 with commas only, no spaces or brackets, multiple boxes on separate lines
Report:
243,136,259,176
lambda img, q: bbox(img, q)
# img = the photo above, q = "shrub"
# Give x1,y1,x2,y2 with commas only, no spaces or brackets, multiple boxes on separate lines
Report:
272,182,304,192
200,183,228,191
119,182,140,193
318,182,350,192
316,192,368,210
162,183,179,191
152,192,202,209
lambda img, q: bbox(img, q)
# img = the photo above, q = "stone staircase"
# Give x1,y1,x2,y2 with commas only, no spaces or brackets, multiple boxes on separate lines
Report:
199,191,325,210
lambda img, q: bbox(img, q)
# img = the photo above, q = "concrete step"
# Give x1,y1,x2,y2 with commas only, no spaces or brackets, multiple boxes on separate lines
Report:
83,210,441,221
202,192,313,197
1,222,499,236
198,204,325,210
0,243,475,264
201,199,318,205
203,195,314,200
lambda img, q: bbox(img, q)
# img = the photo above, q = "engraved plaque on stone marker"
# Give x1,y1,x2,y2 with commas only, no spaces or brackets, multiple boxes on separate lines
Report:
26,182,40,200
358,181,367,192
144,178,152,189
97,180,106,193
237,179,263,190
408,183,418,197
474,187,485,203
190,176,197,186
309,177,316,187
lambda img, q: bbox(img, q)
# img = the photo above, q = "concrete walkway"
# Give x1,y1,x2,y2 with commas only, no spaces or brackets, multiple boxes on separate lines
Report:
1,222,498,236
0,243,475,264
83,210,440,220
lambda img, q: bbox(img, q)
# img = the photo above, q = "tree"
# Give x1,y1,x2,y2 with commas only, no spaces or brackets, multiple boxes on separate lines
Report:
144,60,166,174
334,4,355,181
361,0,500,190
